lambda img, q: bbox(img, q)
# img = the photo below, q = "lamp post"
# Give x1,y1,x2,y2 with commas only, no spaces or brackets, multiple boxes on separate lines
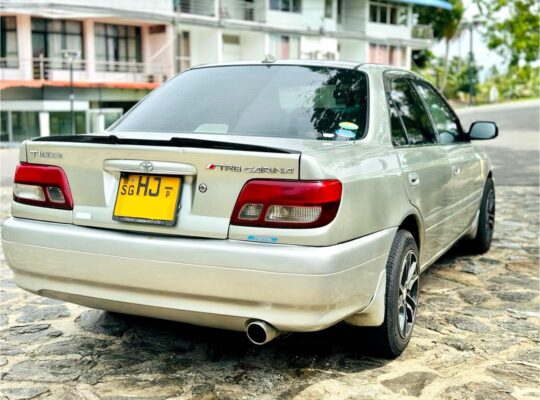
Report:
61,50,81,134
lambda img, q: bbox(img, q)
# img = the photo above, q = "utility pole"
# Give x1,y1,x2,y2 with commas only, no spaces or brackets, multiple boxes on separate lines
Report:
61,50,81,134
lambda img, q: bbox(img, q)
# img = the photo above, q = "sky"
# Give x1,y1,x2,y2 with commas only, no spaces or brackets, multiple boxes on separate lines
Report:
430,0,506,80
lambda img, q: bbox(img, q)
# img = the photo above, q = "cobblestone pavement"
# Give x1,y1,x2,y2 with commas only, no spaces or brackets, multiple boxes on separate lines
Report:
0,185,538,400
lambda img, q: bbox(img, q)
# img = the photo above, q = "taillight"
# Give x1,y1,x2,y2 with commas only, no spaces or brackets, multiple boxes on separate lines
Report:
13,163,73,210
231,180,342,228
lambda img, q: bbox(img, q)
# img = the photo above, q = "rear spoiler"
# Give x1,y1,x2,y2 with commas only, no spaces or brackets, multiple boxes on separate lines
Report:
33,135,301,155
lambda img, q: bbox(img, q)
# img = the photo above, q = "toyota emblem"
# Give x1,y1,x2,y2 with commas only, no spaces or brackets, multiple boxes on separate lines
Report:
139,161,154,173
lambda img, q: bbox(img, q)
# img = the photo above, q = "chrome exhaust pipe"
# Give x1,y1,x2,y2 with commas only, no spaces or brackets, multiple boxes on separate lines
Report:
246,320,279,345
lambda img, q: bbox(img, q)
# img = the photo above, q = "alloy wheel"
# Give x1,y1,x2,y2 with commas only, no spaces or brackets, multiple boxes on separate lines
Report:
486,188,496,238
397,250,419,339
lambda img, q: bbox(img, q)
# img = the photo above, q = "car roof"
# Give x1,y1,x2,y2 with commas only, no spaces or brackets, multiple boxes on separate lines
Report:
189,59,412,73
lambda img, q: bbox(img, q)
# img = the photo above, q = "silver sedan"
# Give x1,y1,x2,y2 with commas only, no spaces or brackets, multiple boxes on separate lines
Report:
2,61,498,358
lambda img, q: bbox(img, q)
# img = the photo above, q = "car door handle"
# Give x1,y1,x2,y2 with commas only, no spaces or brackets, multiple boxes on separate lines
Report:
453,167,461,176
408,172,420,186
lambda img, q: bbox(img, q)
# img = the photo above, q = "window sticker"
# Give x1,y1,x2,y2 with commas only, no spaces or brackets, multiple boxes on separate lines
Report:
335,128,356,138
339,121,359,130
335,122,358,139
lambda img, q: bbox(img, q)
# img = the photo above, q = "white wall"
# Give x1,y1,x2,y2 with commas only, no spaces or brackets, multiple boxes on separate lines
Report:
240,33,266,60
340,0,367,32
339,39,368,62
367,23,411,40
189,27,220,66
222,37,241,62
301,36,338,59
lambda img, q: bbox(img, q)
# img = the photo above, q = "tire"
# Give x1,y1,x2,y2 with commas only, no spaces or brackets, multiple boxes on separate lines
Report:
372,229,419,358
464,178,495,254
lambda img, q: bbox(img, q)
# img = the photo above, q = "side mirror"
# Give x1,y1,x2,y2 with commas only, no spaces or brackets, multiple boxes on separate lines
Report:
468,121,498,140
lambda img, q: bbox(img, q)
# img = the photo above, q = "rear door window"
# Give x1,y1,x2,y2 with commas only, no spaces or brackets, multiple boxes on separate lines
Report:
387,77,437,145
413,80,464,144
388,97,408,146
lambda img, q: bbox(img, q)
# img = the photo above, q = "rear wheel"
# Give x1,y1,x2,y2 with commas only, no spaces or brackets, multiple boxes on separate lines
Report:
464,178,495,254
372,229,419,358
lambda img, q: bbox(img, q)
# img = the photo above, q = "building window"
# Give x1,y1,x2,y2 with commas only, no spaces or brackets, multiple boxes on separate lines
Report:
49,112,86,135
1,16,18,68
223,34,240,45
176,31,191,72
95,23,142,72
174,0,192,13
369,1,407,25
31,18,84,70
244,0,255,21
369,43,404,66
325,0,333,18
12,112,40,142
270,0,301,13
0,111,9,143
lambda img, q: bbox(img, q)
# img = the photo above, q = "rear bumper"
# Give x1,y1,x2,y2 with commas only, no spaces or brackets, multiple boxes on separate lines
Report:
2,217,394,332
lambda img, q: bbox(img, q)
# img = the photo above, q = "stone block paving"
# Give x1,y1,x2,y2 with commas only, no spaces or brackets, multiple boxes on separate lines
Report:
0,186,538,400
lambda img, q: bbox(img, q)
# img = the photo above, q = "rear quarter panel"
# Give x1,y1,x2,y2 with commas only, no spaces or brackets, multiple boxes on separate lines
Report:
230,67,417,246
228,142,414,246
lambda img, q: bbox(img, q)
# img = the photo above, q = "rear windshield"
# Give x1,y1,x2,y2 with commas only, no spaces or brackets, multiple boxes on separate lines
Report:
113,65,369,140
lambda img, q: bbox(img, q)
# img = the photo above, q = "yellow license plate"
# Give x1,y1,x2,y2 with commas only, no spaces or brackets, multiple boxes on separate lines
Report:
113,174,182,226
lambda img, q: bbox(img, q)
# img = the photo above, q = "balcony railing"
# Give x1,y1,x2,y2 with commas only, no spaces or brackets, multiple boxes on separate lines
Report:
220,0,266,22
1,57,171,84
412,24,434,40
32,57,86,80
173,0,216,17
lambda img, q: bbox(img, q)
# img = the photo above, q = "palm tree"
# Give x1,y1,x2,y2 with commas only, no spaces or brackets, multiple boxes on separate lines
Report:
439,0,465,92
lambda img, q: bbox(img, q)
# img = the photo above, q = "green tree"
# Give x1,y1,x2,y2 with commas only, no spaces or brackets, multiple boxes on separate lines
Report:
481,64,540,100
418,55,480,100
414,0,465,92
474,0,539,66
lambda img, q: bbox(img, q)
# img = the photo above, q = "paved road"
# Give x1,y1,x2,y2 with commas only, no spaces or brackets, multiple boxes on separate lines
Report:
457,100,540,186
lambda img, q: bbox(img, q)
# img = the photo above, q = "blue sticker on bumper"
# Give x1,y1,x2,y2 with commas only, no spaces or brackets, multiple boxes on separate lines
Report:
247,235,278,243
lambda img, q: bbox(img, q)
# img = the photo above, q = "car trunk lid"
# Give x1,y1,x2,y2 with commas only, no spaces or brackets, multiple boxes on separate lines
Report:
22,135,301,239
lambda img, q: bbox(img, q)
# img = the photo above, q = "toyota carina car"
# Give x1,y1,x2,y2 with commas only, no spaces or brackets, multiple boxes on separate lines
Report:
2,60,498,358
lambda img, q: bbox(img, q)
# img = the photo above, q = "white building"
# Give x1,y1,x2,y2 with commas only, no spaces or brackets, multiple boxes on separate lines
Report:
0,0,449,143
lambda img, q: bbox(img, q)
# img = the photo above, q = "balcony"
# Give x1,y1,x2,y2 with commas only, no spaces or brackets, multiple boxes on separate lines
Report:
412,24,434,40
0,57,171,89
173,0,216,17
220,0,266,23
